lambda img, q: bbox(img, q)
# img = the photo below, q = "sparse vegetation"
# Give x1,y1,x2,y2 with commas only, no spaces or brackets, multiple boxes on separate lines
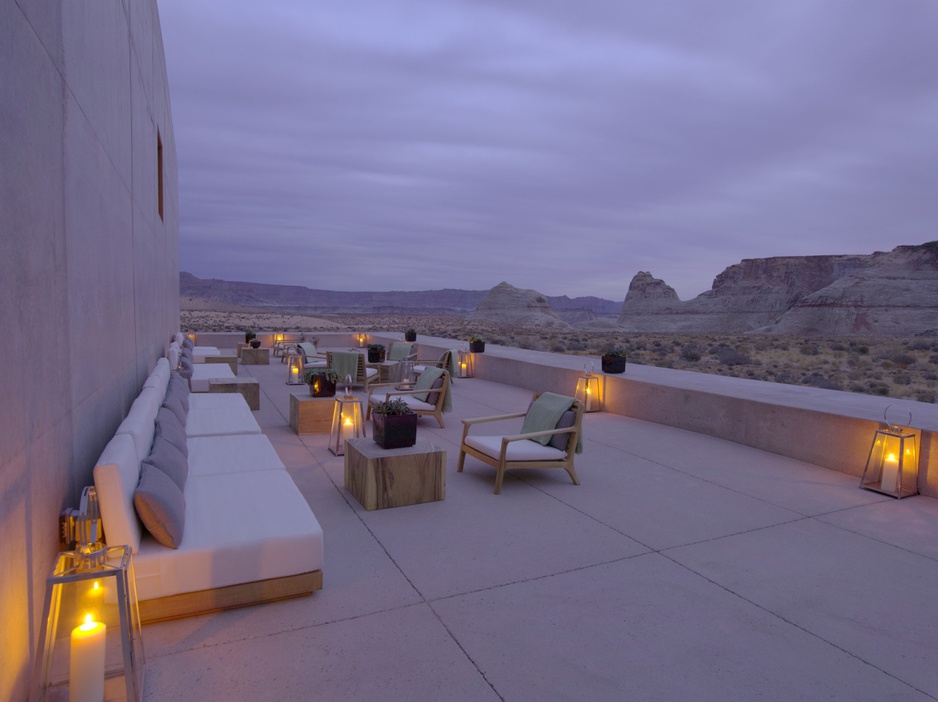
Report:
181,305,938,403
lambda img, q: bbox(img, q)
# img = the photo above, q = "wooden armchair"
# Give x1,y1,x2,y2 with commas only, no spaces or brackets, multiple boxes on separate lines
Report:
327,351,378,389
366,368,451,428
457,393,584,494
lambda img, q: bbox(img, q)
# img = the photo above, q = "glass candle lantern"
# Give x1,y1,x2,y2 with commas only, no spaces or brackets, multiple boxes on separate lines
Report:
30,545,145,702
457,351,473,378
330,396,365,456
860,423,919,498
286,353,305,385
574,373,603,413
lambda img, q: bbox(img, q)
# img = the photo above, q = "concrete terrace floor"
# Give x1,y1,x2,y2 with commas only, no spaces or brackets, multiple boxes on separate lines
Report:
141,357,938,701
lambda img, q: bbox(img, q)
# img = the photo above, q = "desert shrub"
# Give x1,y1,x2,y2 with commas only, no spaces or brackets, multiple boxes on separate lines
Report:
925,373,938,381
854,345,870,355
930,354,938,364
551,343,565,353
868,383,890,396
892,373,912,385
799,344,820,356
714,346,752,366
803,373,843,391
775,372,797,384
830,343,847,352
907,340,931,351
916,392,936,403
681,344,702,362
890,353,916,369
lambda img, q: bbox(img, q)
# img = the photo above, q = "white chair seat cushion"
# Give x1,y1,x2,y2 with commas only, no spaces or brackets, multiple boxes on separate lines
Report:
368,393,434,412
464,436,566,461
186,435,285,477
193,346,220,363
189,364,236,392
131,470,324,601
186,394,261,437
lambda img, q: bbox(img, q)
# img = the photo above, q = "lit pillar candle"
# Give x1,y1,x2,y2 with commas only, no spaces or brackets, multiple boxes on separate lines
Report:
70,614,106,702
881,453,900,492
290,366,299,383
343,416,354,442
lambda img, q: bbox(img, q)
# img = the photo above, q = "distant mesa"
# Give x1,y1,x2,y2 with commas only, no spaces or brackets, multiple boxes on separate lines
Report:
618,243,938,336
467,282,571,328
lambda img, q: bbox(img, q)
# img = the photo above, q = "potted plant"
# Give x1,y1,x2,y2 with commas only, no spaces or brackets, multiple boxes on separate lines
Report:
404,328,417,342
372,398,418,449
367,343,386,363
601,345,627,374
305,368,339,397
468,334,485,353
244,329,256,344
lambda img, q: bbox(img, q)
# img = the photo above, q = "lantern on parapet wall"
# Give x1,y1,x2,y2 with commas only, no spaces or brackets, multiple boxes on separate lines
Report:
286,353,305,385
330,396,365,456
356,333,366,348
31,489,145,701
860,406,919,499
574,363,602,412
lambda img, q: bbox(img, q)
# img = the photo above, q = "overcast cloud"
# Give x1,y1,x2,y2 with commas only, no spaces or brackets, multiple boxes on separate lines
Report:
158,0,938,300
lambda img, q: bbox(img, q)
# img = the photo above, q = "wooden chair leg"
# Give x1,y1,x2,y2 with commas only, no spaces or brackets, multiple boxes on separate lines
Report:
565,464,581,486
457,449,466,472
494,466,506,494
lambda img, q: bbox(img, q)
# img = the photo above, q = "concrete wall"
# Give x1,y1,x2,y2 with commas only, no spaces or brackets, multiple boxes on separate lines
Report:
0,2,178,698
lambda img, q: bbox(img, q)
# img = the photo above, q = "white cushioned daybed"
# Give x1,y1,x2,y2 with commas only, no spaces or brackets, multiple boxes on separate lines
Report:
173,332,221,363
169,341,237,393
94,357,323,622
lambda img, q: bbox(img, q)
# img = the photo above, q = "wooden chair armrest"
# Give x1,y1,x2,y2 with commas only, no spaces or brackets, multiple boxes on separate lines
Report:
501,426,574,444
461,412,526,427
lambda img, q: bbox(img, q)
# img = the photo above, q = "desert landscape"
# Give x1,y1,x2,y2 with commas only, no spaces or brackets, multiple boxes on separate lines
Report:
180,304,938,404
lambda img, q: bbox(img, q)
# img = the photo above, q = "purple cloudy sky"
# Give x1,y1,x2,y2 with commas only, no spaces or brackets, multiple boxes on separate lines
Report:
158,0,938,301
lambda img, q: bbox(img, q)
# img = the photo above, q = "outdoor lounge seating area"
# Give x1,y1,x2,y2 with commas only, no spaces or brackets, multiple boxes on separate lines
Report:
126,333,938,700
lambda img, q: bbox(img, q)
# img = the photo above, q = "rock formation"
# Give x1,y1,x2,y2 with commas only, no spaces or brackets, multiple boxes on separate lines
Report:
467,282,571,328
618,243,938,336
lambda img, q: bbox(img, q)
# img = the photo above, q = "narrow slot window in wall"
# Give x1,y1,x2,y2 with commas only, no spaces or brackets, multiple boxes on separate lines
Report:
157,130,164,221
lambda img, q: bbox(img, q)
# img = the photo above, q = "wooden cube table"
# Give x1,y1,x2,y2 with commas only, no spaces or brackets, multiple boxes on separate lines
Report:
344,438,445,510
241,347,270,365
204,354,238,374
208,377,260,410
290,394,334,435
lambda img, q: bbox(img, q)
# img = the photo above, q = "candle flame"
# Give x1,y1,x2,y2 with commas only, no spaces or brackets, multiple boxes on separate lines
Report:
80,613,96,631
343,418,353,426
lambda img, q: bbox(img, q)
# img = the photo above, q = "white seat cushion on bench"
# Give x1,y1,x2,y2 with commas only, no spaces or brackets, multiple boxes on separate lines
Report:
189,364,236,392
187,394,261,437
186,434,285,477
464,436,567,462
131,470,324,601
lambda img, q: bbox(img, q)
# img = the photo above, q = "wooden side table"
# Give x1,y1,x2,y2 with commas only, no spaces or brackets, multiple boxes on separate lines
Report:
204,354,238,375
290,394,334,434
344,438,445,510
208,377,260,410
242,347,270,365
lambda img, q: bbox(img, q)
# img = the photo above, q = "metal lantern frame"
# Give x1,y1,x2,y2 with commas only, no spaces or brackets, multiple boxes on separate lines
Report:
457,350,474,379
330,396,366,455
286,352,305,385
860,422,919,499
31,545,145,702
574,373,603,413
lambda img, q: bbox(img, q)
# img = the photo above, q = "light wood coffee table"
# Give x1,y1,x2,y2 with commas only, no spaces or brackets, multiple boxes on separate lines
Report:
344,438,445,510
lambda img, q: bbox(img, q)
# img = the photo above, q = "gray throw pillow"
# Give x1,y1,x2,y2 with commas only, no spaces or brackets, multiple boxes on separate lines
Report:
155,407,188,457
182,338,194,350
177,356,193,379
422,376,445,405
162,395,187,427
168,373,190,411
144,434,188,490
134,463,185,548
548,410,577,451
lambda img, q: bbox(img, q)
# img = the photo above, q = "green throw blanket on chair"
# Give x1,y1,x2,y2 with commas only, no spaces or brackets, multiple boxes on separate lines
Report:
520,392,583,453
412,366,452,413
331,351,360,381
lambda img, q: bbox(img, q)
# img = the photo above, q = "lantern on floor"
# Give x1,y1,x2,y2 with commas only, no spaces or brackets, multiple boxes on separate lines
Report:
31,495,145,701
330,396,365,455
574,365,602,412
860,406,919,499
286,353,305,385
457,350,473,378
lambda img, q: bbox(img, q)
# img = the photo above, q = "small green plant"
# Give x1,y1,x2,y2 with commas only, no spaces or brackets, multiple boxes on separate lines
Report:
371,398,413,416
244,329,256,343
304,368,340,384
368,343,385,352
603,345,627,357
467,334,484,343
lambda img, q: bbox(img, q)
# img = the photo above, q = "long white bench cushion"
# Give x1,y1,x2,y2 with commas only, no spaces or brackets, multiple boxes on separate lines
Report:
186,434,284,477
131,470,324,601
193,346,220,363
143,357,171,394
187,394,261,437
463,436,567,462
94,433,144,554
189,364,236,392
116,386,163,463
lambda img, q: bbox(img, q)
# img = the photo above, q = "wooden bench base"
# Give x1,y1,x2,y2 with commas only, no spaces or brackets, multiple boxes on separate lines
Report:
138,570,323,623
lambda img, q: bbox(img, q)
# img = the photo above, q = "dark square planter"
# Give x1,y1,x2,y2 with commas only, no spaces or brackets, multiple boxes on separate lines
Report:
308,378,337,397
368,349,385,363
469,341,485,353
373,412,418,449
404,331,417,342
601,355,626,374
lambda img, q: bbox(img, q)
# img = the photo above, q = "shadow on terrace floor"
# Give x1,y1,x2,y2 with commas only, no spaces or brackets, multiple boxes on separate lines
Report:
140,358,938,701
